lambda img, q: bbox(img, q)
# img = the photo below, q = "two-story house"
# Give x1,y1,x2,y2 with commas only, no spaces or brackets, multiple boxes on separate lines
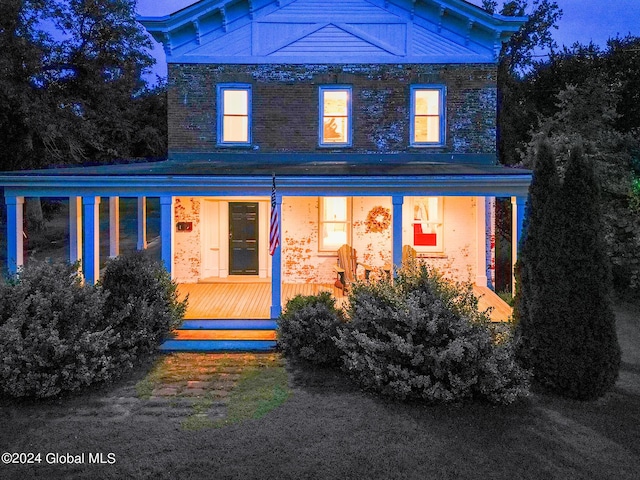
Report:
1,0,530,348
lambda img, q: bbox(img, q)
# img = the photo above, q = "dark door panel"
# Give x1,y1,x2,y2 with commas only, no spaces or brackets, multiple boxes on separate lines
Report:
229,202,259,275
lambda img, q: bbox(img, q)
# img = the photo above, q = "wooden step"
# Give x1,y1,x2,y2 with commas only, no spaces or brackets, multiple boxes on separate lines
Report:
159,318,278,352
159,340,277,352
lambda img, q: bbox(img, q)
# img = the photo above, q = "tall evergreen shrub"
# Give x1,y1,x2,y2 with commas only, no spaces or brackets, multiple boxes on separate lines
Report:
515,141,561,365
517,145,621,399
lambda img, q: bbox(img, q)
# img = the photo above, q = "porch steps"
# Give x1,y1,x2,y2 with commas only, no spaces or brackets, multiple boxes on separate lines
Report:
159,319,278,352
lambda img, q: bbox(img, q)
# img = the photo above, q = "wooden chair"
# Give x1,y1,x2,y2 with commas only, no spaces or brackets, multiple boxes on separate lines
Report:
383,245,418,276
334,244,372,293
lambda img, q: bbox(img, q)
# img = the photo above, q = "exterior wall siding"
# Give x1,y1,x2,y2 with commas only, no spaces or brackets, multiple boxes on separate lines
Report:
167,63,497,156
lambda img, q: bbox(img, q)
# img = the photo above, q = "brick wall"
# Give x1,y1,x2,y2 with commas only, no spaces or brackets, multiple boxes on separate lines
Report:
167,63,497,156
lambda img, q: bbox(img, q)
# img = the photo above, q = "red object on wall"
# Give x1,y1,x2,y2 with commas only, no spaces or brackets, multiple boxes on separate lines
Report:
413,224,437,246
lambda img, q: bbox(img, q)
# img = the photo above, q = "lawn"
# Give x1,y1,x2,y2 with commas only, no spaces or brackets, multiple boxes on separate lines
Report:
1,303,639,480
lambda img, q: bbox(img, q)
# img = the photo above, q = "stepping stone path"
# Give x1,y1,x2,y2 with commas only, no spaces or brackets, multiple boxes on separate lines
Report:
60,352,283,427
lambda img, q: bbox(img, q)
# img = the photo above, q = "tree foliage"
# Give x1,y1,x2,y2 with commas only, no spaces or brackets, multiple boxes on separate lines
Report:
0,0,166,171
516,143,620,399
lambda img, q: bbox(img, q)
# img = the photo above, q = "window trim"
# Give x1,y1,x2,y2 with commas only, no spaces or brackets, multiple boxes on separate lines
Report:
409,85,446,147
318,196,352,252
217,83,252,147
410,196,444,253
318,85,352,147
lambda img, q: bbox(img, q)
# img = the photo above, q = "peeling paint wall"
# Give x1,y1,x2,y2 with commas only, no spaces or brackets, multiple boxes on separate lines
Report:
173,197,201,283
173,195,480,285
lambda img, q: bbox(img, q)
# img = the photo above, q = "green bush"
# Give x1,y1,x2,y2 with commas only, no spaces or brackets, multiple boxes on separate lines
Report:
277,291,345,366
335,265,530,405
100,251,186,363
0,260,118,398
516,144,620,399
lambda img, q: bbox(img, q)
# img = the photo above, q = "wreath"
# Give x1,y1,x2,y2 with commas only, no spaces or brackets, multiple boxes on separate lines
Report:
365,206,391,233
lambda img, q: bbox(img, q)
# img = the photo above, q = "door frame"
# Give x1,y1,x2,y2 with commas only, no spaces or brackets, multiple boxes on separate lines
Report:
200,197,270,279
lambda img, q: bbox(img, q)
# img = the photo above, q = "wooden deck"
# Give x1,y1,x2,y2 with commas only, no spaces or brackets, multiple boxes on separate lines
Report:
178,282,512,322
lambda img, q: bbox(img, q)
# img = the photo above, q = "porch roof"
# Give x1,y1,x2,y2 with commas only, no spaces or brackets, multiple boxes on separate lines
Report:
0,154,532,197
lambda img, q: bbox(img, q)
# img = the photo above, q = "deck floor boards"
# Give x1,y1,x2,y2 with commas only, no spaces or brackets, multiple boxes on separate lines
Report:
178,282,511,321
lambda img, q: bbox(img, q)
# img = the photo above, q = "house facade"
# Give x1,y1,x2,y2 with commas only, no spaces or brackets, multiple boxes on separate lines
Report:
1,0,530,319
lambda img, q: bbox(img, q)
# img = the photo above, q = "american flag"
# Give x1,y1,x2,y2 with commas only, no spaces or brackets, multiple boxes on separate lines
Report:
269,174,280,256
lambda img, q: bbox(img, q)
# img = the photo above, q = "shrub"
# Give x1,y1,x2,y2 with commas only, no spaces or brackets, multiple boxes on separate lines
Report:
100,251,187,363
517,145,620,399
277,291,345,366
335,265,530,405
0,260,118,398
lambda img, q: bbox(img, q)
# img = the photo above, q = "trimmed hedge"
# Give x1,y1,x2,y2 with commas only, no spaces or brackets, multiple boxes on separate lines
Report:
336,266,530,405
277,291,345,366
0,254,187,399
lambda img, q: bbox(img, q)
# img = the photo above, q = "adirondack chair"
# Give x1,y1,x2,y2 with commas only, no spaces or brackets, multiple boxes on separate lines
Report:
334,244,372,292
383,245,418,277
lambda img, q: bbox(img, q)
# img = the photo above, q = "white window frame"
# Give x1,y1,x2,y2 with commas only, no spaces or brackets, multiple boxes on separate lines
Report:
319,196,352,252
319,85,352,147
410,85,446,147
410,196,444,253
217,83,252,146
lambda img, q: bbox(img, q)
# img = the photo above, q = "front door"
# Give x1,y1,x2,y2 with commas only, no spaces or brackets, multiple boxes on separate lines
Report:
229,202,259,275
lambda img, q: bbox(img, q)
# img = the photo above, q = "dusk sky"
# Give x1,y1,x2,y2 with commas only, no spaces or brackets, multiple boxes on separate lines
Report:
136,0,640,79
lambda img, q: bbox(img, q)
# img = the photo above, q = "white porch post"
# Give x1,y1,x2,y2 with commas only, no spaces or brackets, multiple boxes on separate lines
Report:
5,196,24,275
392,195,404,272
69,196,83,268
109,197,120,258
137,197,147,250
511,196,526,293
475,196,488,287
270,194,283,319
160,196,174,277
82,196,100,284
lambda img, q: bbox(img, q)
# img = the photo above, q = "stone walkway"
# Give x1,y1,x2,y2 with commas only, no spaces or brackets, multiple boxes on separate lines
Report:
54,353,283,428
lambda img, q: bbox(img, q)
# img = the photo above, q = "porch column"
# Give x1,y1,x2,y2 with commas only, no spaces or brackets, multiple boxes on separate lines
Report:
82,196,100,284
109,197,120,258
137,197,147,250
475,196,488,287
69,196,83,268
5,196,24,275
392,195,404,272
270,194,283,319
511,196,526,293
160,196,174,277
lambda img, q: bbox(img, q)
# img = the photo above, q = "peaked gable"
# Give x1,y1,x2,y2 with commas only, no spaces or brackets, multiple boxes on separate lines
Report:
139,0,526,64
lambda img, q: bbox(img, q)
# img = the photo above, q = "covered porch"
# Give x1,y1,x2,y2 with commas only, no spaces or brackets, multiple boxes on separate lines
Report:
177,281,512,323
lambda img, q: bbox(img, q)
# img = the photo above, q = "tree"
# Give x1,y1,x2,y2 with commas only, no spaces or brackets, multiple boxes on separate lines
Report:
0,0,164,172
514,140,560,366
517,145,620,399
482,0,563,165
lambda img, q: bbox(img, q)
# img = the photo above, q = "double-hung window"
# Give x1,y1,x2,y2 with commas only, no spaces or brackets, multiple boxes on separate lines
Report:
411,196,444,252
319,86,351,146
319,197,351,251
410,85,445,146
217,84,251,145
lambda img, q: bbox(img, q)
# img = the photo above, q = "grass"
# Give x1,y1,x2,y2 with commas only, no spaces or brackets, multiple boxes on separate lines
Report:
212,366,290,428
0,304,639,479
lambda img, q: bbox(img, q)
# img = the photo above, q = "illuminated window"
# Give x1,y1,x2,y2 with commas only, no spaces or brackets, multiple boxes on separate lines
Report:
410,86,445,146
319,197,351,251
412,197,443,252
319,86,351,146
217,84,251,145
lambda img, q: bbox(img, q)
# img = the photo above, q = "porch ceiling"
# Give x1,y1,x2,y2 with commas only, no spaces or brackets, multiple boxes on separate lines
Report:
0,154,531,197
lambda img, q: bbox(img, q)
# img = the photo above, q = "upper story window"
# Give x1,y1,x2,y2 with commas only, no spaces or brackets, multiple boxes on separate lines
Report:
319,197,351,251
411,196,444,252
410,85,445,147
217,84,251,145
319,86,351,147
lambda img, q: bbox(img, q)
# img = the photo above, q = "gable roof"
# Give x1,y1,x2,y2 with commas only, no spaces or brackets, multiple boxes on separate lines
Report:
138,0,526,64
